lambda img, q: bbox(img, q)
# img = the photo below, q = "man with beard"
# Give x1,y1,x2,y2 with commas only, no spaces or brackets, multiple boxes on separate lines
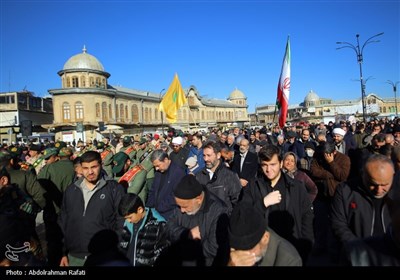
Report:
165,175,229,266
195,141,242,214
146,149,185,220
228,205,302,266
58,151,125,266
231,138,258,188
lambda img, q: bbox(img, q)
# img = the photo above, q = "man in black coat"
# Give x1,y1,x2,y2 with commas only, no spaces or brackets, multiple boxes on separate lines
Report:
331,154,395,246
239,145,314,263
231,138,258,188
165,175,229,266
147,149,185,220
195,141,242,214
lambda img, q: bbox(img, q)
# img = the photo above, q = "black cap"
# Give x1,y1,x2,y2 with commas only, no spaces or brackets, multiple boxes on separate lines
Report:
229,205,266,250
173,175,203,199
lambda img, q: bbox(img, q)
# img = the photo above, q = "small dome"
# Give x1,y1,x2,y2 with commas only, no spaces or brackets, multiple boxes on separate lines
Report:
63,46,104,71
304,90,320,103
229,88,246,99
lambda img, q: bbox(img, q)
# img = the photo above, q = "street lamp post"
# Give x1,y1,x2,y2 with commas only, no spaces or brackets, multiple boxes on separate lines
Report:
387,80,400,117
336,32,384,122
255,103,258,126
159,88,165,136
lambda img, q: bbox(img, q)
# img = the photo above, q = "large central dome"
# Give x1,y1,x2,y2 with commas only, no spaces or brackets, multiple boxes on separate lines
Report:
63,46,104,71
229,88,246,100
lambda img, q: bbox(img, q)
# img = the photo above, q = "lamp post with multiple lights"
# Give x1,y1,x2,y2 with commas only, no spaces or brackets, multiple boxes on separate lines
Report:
336,32,384,122
387,80,400,117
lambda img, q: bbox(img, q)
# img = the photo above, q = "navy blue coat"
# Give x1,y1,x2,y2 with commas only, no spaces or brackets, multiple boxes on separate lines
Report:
146,161,185,220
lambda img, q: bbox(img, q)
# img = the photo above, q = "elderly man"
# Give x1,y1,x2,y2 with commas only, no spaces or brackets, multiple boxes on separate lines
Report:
165,175,229,266
341,171,400,266
331,154,396,245
228,205,302,266
231,138,258,187
169,136,189,171
146,149,185,220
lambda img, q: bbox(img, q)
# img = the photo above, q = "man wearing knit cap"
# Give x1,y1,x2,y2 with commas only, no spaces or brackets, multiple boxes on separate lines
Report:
228,205,302,266
165,175,229,266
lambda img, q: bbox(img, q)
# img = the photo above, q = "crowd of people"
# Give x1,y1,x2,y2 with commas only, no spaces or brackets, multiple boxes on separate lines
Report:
1,118,400,267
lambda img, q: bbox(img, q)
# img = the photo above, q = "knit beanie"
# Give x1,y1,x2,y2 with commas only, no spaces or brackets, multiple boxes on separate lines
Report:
173,175,203,199
229,205,266,250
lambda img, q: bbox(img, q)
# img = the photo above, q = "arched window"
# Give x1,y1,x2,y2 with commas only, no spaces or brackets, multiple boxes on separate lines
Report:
81,76,86,87
109,104,112,120
90,77,94,87
115,104,119,120
120,104,124,121
72,76,79,87
383,107,387,113
66,77,71,88
132,104,139,123
125,105,128,120
76,102,84,120
95,103,100,118
102,102,108,121
63,102,71,121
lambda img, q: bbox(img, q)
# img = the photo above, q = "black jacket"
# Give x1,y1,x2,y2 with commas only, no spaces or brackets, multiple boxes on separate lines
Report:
331,179,392,244
342,226,400,266
146,161,186,220
196,160,242,214
58,175,125,259
166,189,229,266
231,151,258,183
239,172,314,257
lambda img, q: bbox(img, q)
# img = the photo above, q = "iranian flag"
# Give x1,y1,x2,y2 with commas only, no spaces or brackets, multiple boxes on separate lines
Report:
276,37,291,128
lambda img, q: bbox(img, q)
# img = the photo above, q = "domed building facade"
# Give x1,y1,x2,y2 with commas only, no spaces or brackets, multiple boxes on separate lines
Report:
47,47,249,142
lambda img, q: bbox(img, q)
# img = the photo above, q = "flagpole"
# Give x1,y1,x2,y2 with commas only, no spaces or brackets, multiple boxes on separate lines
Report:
272,105,277,124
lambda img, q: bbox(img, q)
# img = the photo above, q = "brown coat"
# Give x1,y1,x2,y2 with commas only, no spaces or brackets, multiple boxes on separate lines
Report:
310,151,351,197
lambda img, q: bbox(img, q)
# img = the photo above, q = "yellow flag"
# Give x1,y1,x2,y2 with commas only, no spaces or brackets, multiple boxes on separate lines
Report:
159,73,187,123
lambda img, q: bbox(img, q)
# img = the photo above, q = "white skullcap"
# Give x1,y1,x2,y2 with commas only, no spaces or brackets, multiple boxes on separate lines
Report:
332,128,346,137
172,136,183,145
185,156,197,167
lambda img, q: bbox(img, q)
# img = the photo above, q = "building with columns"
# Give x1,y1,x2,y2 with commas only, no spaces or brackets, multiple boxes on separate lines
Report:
45,47,249,143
